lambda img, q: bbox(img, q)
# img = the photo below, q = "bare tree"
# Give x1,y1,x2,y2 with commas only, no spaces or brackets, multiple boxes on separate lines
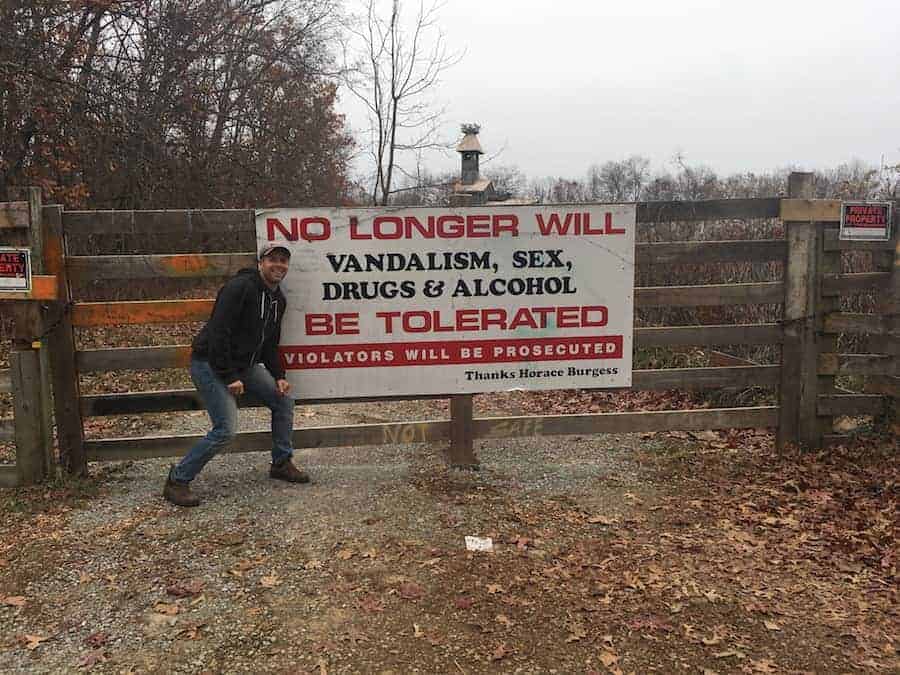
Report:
343,0,461,205
587,155,650,202
815,159,900,199
483,164,527,198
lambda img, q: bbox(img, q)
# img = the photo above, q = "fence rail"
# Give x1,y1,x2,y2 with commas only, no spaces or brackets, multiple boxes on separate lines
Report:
822,273,892,294
823,229,896,251
67,282,787,329
824,313,897,334
0,275,59,301
79,365,781,417
817,394,886,416
64,239,790,282
818,354,899,376
73,324,785,374
84,406,780,462
62,209,253,234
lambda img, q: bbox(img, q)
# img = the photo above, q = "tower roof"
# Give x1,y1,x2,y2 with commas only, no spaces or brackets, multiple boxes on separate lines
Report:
456,132,483,154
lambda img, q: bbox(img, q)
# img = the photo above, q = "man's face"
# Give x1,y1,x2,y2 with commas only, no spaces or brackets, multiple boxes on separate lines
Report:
259,251,290,286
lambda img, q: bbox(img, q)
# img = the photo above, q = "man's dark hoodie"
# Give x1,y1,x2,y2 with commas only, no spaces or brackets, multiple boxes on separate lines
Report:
192,268,287,384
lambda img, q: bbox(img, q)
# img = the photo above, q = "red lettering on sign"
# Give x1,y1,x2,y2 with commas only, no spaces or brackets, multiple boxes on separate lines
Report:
266,217,331,242
350,214,520,240
304,313,360,335
374,306,608,334
0,262,25,275
536,212,624,235
844,204,890,229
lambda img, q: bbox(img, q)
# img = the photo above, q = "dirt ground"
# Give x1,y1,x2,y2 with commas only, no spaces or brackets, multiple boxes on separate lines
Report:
0,391,897,674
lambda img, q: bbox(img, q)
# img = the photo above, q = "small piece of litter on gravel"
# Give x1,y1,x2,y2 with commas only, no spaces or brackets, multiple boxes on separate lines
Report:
464,536,494,552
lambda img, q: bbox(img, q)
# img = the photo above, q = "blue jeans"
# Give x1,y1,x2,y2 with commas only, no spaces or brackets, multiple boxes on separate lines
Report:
171,359,295,483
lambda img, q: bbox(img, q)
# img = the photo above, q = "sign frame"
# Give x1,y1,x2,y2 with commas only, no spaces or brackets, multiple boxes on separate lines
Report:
257,204,636,399
839,201,893,242
0,247,32,293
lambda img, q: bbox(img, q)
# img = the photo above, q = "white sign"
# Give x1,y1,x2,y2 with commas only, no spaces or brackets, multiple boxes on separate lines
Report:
0,248,31,292
256,205,635,398
839,201,893,241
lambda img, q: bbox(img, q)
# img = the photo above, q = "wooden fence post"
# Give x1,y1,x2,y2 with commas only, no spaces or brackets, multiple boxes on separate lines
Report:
817,222,841,441
867,223,900,430
8,187,53,481
777,172,822,450
43,205,86,474
448,394,478,468
10,350,45,483
888,230,900,430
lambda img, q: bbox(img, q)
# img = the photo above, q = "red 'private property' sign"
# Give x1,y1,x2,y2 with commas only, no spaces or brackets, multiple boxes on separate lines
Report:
839,202,893,241
0,248,31,292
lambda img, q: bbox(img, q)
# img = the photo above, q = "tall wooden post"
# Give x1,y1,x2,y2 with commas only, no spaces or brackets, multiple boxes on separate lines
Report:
448,394,478,468
7,187,52,481
867,221,900,431
10,351,45,483
437,133,481,468
888,230,900,431
817,221,841,440
43,205,86,474
777,172,822,450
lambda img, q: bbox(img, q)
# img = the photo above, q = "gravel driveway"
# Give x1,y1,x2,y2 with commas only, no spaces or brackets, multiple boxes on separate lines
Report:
1,396,652,673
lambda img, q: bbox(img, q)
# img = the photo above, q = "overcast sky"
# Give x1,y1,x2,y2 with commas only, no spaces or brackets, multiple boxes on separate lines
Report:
337,0,900,181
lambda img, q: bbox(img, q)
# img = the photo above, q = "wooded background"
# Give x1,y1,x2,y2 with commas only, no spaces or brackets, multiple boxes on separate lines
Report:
2,1,898,211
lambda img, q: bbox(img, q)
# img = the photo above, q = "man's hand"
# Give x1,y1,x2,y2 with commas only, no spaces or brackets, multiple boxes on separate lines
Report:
227,380,244,396
275,378,291,396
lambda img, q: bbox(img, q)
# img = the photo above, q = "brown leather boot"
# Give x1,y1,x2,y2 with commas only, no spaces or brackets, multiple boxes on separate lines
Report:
163,476,201,507
269,458,311,484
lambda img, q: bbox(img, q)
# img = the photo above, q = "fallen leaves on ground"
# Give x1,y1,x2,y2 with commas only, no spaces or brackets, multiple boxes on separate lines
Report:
19,634,48,650
152,602,180,616
0,398,895,673
489,642,513,661
398,581,425,601
78,648,107,669
166,580,204,598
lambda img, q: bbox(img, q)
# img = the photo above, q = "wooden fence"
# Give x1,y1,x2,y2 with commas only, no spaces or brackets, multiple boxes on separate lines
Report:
1,173,897,486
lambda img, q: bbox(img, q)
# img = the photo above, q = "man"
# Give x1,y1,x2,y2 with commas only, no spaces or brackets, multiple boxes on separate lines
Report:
163,244,309,507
